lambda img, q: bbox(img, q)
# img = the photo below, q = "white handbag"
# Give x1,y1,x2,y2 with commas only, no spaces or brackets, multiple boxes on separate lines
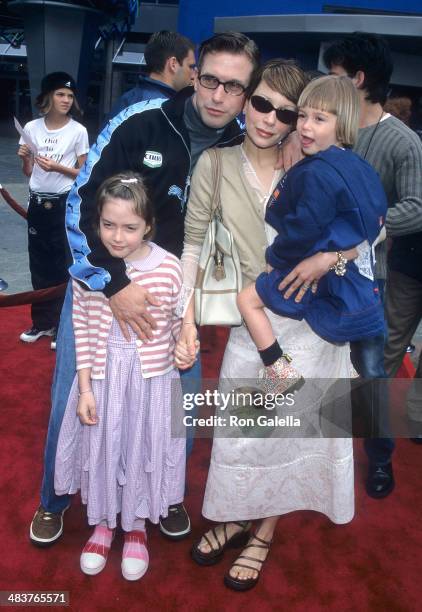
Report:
194,148,242,327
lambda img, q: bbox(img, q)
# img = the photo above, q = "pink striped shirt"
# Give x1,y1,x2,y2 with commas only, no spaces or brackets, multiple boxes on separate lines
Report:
72,243,182,379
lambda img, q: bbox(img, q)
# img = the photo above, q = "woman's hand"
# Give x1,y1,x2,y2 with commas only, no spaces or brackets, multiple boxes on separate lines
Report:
35,155,60,173
17,144,32,158
175,324,199,370
77,391,98,425
278,252,337,302
275,131,303,170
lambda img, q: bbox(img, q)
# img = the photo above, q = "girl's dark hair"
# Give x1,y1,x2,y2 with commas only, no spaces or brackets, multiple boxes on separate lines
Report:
95,172,155,240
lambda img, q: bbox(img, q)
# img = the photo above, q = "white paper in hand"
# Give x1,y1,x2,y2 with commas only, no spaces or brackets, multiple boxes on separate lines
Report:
14,116,37,155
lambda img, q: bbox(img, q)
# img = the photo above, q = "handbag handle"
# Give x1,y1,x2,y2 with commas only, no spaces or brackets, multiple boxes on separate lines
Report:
207,148,223,222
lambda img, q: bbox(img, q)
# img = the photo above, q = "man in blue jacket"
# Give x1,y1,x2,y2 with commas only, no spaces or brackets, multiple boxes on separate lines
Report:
108,30,196,119
30,31,260,548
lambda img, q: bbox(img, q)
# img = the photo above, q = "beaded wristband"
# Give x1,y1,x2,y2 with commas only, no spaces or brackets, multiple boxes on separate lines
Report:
329,251,347,276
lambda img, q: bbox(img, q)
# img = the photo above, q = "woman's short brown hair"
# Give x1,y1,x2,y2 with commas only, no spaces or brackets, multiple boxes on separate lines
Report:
247,58,308,105
298,75,359,148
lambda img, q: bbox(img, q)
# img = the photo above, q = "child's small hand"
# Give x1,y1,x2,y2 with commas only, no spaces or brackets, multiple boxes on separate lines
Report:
175,337,199,370
17,144,32,158
77,391,98,425
35,155,60,173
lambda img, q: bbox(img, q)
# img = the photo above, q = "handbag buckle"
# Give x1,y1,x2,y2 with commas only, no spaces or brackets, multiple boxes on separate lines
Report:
213,251,226,281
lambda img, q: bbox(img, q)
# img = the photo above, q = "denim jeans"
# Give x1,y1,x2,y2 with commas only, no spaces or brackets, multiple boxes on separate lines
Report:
40,281,201,513
350,280,395,466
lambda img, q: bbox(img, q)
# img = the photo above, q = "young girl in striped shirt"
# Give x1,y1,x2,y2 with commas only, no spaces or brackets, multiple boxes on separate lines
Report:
54,172,189,580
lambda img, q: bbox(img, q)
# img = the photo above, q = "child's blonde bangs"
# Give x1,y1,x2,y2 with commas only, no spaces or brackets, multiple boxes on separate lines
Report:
298,77,339,115
298,75,359,148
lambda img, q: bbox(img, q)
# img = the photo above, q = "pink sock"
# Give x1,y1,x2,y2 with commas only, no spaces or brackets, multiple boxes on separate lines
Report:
83,523,113,557
123,529,148,562
133,519,145,531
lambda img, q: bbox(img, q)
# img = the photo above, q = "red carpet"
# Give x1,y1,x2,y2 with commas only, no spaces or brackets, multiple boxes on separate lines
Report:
0,306,421,611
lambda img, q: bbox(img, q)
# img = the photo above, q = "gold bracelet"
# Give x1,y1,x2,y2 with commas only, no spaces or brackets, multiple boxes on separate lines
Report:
329,251,347,276
183,322,196,326
78,389,93,396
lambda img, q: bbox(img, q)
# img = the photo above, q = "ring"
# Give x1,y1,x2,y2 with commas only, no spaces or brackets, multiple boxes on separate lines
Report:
302,282,311,291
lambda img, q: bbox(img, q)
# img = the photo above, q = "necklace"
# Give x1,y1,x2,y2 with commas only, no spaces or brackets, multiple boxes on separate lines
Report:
362,109,384,160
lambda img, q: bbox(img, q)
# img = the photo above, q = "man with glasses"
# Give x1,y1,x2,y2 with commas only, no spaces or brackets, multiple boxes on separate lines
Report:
30,32,260,547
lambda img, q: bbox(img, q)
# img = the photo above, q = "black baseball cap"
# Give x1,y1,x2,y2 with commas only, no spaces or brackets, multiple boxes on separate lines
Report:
37,71,77,102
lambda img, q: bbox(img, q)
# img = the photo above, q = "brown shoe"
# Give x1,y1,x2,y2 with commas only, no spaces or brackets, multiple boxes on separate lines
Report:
29,505,69,547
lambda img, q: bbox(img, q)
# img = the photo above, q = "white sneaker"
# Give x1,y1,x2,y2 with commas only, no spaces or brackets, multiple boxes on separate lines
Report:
20,327,55,343
80,525,114,576
121,531,149,581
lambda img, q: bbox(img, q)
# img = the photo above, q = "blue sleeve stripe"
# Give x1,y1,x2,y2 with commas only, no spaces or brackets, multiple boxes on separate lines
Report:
66,98,166,291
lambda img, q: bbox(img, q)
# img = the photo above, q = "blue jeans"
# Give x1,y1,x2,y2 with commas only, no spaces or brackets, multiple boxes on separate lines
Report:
40,282,201,513
350,280,395,466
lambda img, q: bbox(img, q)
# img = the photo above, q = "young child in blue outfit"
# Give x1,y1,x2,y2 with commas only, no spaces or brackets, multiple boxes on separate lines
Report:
237,75,387,392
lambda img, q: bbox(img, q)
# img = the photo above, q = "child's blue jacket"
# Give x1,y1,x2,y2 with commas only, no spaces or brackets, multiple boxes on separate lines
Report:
255,146,388,342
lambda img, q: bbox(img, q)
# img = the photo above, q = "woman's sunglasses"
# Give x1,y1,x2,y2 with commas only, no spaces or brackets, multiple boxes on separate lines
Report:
250,95,298,125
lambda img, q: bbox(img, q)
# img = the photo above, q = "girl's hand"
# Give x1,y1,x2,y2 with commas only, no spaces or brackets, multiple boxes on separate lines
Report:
175,338,200,370
35,155,60,173
77,391,98,425
175,324,199,370
17,144,32,158
278,252,337,302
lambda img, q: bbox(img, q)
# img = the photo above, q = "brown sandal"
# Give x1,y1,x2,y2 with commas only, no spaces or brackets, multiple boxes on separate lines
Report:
191,521,251,566
223,532,272,591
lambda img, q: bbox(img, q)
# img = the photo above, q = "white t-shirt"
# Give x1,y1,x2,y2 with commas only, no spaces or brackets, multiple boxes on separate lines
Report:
20,117,89,194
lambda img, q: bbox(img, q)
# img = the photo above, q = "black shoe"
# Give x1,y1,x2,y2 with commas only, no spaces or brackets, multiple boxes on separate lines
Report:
366,462,395,499
20,326,55,343
159,503,191,540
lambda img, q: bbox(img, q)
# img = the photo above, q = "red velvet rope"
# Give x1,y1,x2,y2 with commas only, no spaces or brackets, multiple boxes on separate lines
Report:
0,283,67,307
0,186,27,219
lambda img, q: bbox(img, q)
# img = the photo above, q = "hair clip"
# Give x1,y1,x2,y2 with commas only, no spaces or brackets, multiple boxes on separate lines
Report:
120,178,138,184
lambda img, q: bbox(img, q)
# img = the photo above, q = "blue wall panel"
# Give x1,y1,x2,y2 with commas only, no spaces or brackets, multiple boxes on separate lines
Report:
178,0,422,42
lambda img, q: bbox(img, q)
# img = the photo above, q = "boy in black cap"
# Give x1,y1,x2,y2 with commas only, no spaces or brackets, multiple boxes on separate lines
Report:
18,72,89,347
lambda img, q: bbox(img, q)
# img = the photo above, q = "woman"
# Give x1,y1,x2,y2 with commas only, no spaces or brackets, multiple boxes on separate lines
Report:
18,72,89,347
176,60,354,591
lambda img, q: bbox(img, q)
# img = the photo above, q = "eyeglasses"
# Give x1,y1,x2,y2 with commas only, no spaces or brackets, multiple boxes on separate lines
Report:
250,95,298,125
198,74,246,96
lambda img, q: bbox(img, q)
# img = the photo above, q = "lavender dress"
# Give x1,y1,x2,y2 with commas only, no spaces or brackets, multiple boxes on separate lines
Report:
55,292,185,532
